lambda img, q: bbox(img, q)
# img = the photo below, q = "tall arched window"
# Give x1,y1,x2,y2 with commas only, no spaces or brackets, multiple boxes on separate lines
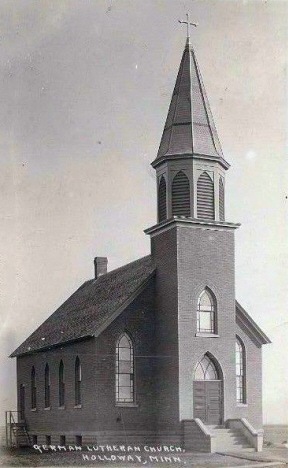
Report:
197,171,214,220
219,177,225,221
75,357,82,406
194,354,220,380
116,333,135,403
172,171,190,217
31,366,37,409
236,337,246,403
44,364,50,408
59,360,65,407
158,176,167,222
197,289,216,334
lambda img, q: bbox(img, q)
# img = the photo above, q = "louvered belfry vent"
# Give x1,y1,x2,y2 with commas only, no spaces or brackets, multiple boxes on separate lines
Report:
172,171,190,217
219,178,225,221
197,172,215,220
158,176,167,222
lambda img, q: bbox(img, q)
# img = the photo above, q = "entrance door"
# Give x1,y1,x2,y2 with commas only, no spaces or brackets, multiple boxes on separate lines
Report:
19,384,25,421
193,380,222,424
193,354,223,425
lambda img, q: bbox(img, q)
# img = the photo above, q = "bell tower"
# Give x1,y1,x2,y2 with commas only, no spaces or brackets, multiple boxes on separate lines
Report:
145,18,240,433
153,16,230,224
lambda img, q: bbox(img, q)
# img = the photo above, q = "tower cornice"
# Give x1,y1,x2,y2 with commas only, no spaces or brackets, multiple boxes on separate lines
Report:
152,153,230,170
145,217,240,238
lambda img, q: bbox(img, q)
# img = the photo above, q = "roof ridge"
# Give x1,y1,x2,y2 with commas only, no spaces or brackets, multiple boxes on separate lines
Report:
93,254,152,282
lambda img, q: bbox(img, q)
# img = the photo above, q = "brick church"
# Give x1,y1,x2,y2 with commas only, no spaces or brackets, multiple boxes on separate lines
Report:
10,33,270,452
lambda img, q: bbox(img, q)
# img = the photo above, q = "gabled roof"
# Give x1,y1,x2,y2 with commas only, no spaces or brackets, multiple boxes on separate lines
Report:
236,300,271,345
11,255,155,357
11,253,270,357
153,40,229,169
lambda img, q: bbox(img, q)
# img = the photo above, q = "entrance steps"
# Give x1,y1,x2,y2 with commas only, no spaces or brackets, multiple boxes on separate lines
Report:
207,425,254,452
5,411,31,448
182,419,261,453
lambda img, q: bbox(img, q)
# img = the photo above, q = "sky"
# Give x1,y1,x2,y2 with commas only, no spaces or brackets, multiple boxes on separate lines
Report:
0,0,287,425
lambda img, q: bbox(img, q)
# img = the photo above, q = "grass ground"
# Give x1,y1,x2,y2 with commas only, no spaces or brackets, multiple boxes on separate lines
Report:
0,446,287,468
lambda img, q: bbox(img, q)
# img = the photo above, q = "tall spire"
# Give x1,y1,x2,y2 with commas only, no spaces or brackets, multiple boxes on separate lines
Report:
153,29,228,169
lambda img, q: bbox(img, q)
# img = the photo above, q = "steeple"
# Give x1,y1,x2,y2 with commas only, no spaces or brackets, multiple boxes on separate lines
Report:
153,39,228,169
150,25,231,225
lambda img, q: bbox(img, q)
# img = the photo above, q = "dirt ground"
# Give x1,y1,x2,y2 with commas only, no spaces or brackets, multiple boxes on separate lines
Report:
0,446,287,468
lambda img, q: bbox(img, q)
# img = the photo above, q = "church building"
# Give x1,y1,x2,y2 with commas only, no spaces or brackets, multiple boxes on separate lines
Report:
9,29,270,453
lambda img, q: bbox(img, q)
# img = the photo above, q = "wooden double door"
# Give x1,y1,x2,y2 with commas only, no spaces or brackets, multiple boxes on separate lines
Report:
193,380,222,425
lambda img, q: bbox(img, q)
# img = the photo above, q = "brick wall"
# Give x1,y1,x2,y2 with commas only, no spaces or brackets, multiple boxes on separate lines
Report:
16,221,264,445
176,224,236,423
234,323,263,429
150,221,263,431
16,279,157,443
151,227,180,434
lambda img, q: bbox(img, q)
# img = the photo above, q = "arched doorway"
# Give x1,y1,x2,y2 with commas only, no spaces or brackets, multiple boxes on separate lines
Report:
193,354,223,425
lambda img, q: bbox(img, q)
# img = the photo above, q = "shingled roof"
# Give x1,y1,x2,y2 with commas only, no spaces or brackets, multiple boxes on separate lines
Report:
11,255,155,357
153,39,229,169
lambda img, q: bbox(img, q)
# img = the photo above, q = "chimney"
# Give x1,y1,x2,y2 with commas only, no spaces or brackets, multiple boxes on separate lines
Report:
94,257,108,279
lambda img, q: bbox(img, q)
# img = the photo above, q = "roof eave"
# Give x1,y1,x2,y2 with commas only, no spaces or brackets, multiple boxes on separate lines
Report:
152,153,230,170
236,300,271,345
10,334,95,358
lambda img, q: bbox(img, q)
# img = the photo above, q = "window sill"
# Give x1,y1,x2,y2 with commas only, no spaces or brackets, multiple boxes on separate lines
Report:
44,407,51,411
74,404,82,409
30,408,37,412
195,333,219,338
58,406,65,410
237,403,248,407
115,403,138,408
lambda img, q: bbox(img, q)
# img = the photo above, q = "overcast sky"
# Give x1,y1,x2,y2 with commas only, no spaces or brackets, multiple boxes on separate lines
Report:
0,0,287,425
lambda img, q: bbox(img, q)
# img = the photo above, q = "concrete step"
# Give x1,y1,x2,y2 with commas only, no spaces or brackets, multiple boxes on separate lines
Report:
208,425,253,452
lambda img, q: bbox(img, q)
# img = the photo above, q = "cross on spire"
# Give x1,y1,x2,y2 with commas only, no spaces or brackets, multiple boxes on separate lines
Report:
178,13,198,44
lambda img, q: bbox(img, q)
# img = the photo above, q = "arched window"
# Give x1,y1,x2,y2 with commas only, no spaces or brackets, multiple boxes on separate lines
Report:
236,338,246,403
31,366,36,409
172,171,190,217
194,354,219,380
59,360,65,407
44,364,50,408
219,177,225,221
19,384,25,420
116,333,135,403
197,171,214,220
75,357,82,406
197,289,216,334
158,176,167,222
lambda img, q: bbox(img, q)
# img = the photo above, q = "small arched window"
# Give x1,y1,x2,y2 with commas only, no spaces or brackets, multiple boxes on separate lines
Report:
158,176,167,222
31,367,36,409
116,333,135,403
194,354,219,380
44,364,50,408
197,171,214,220
172,171,190,217
219,177,225,221
59,360,65,407
236,338,246,404
197,289,216,334
75,357,82,406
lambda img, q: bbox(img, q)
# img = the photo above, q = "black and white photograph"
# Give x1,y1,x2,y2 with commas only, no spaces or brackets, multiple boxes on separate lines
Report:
0,1,287,466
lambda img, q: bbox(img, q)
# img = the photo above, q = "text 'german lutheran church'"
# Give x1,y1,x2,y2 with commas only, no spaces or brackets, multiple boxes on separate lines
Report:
9,28,270,453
